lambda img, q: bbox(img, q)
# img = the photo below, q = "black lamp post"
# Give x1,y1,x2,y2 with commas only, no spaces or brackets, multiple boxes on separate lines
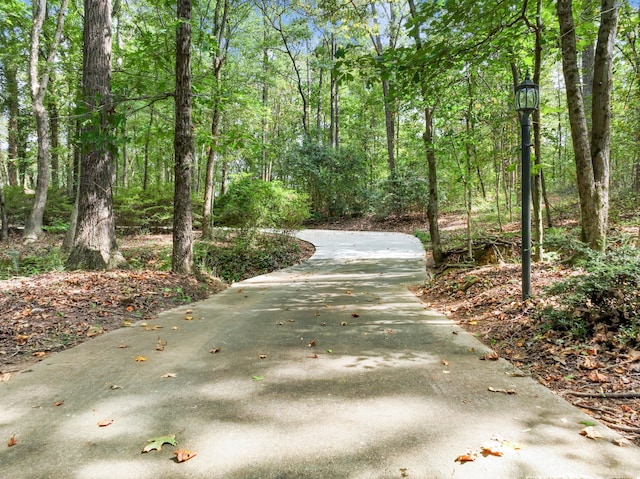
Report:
515,72,539,300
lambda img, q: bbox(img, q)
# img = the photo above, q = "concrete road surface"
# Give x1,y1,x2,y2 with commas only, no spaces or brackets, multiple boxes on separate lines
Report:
1,230,639,478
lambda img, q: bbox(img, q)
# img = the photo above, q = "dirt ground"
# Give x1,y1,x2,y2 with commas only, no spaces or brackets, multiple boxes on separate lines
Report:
1,218,639,445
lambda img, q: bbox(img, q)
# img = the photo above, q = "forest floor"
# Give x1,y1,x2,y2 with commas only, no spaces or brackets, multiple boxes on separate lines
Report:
1,217,639,446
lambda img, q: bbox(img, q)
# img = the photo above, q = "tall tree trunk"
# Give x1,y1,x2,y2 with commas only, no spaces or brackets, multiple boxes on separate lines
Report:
261,16,271,180
24,0,68,242
67,0,126,270
329,32,339,149
48,96,60,190
556,0,618,251
172,0,194,274
202,0,229,239
407,0,442,264
531,0,544,261
143,106,153,191
6,66,19,186
0,185,7,241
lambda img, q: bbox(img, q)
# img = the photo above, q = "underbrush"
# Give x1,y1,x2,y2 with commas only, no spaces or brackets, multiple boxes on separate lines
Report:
539,245,640,349
194,230,304,283
0,230,307,285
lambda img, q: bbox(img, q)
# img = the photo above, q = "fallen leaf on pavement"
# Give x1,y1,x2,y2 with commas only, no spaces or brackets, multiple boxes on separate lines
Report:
441,359,449,366
156,338,167,351
488,387,517,394
174,449,196,463
97,419,113,427
7,434,16,447
613,437,632,447
308,339,316,348
481,439,505,457
32,351,46,358
162,373,177,378
0,373,12,383
351,313,359,317
341,321,348,326
53,401,64,407
209,348,221,354
252,375,264,381
142,434,177,453
480,351,499,361
455,451,477,463
307,354,318,359
135,356,146,362
258,354,267,359
580,426,602,440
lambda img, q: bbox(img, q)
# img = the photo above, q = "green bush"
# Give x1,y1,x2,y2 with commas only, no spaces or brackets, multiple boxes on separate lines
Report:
370,170,429,218
214,173,310,231
540,246,640,346
194,231,302,283
286,142,369,218
3,186,73,228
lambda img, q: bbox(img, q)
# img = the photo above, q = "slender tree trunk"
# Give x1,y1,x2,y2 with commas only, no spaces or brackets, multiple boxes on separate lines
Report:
556,0,618,251
465,90,474,261
172,0,194,274
532,0,544,261
0,172,7,240
24,0,68,242
202,0,229,239
407,0,442,263
6,66,19,186
261,17,271,180
329,32,339,149
143,105,153,191
48,96,60,190
67,0,126,270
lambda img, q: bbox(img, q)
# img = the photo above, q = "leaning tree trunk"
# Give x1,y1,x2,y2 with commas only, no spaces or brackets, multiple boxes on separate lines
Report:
556,0,618,251
172,0,194,274
67,0,126,270
24,0,68,242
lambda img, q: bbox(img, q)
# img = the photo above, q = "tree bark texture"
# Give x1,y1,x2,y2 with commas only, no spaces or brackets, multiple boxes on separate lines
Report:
202,0,229,239
556,0,618,251
407,0,443,265
67,0,126,270
6,66,19,186
172,0,194,274
24,0,68,242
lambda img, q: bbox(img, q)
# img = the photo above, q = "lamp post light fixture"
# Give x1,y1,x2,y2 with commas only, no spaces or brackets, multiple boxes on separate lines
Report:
515,72,539,300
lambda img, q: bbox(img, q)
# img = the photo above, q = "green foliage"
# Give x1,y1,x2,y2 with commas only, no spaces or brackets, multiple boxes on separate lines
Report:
0,246,66,280
2,187,73,227
414,229,431,245
194,231,303,283
541,246,640,346
113,186,175,230
285,142,368,219
214,173,310,230
371,170,429,218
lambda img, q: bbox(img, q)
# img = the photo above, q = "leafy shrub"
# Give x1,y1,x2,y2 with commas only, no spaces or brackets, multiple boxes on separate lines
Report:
3,186,73,228
114,186,174,229
0,246,66,279
370,170,429,218
286,142,369,218
194,231,302,283
540,246,640,346
214,173,310,231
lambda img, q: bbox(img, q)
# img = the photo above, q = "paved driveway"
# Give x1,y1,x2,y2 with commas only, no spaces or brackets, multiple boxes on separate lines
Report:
1,230,639,478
